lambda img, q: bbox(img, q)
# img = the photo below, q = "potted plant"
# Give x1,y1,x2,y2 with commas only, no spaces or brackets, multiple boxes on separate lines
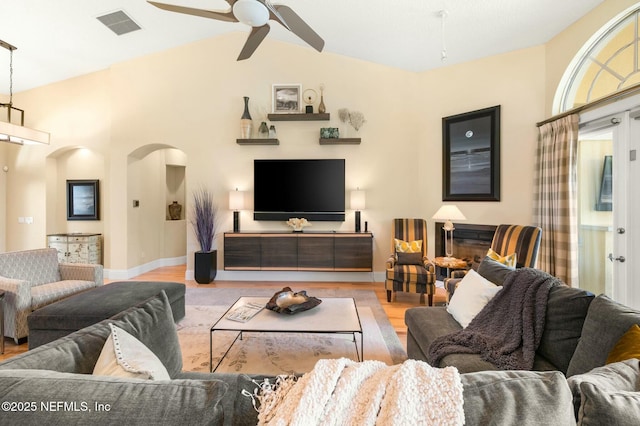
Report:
190,187,219,284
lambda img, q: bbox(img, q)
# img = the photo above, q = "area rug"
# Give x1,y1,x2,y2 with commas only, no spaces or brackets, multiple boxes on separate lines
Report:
177,287,407,375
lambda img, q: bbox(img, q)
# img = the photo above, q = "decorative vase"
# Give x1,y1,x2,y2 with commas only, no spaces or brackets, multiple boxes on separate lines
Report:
194,250,217,284
168,201,182,220
258,121,269,138
318,94,326,114
269,125,277,138
240,96,252,139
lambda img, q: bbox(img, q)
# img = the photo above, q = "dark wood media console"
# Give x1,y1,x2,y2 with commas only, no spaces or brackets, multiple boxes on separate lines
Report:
224,232,373,271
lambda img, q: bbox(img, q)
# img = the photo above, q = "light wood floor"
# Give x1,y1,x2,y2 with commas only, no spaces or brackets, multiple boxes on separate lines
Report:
0,265,447,362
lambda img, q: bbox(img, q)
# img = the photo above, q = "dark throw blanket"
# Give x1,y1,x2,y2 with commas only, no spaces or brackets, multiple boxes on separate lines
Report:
427,268,562,370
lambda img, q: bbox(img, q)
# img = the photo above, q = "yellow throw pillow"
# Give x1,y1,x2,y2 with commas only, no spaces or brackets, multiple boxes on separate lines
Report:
606,324,640,364
487,248,517,268
394,238,422,253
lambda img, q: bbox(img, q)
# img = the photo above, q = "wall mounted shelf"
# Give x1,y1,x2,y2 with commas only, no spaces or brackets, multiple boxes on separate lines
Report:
319,138,361,145
236,138,279,145
267,113,330,121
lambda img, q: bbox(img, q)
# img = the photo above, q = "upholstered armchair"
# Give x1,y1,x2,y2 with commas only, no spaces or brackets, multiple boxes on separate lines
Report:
445,224,542,300
385,218,436,305
0,248,103,342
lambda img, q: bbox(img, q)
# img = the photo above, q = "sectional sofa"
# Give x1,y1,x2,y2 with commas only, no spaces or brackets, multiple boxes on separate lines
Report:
0,288,637,424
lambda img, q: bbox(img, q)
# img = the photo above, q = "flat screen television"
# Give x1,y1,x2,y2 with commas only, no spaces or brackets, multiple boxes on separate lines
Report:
254,159,345,221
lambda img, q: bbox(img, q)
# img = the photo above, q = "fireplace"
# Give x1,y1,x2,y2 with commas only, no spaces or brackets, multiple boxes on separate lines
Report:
434,222,496,280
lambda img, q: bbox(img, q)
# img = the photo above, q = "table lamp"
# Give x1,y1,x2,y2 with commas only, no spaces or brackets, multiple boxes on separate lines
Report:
229,188,245,233
432,205,466,259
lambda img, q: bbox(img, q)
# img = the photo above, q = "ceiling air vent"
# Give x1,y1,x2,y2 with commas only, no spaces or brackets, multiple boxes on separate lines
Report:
97,10,141,36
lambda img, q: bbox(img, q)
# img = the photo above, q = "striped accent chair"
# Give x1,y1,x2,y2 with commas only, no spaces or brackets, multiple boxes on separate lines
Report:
385,219,436,305
445,224,542,300
490,224,542,268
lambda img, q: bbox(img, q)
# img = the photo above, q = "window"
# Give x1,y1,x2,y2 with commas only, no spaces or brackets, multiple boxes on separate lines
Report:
556,5,640,113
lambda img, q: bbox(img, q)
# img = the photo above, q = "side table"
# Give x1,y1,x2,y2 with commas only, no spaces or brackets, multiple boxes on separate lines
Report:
0,290,4,354
433,256,469,278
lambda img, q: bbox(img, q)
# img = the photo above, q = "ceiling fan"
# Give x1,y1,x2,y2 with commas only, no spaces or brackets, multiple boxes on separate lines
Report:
148,0,324,60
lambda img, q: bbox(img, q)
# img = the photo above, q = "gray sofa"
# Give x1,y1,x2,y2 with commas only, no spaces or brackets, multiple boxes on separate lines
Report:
0,289,635,424
404,256,640,377
0,248,103,342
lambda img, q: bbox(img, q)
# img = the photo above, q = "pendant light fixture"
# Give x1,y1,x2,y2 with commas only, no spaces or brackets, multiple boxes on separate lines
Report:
0,39,50,145
439,10,448,62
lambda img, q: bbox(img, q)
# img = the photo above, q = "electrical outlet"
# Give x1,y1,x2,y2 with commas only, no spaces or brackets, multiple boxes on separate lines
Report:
133,200,140,207
18,217,25,223
25,217,34,224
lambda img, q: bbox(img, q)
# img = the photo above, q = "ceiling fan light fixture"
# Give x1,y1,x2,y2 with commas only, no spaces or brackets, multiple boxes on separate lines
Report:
233,0,269,27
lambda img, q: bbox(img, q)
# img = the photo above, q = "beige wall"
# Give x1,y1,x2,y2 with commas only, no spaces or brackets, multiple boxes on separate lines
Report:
1,2,633,278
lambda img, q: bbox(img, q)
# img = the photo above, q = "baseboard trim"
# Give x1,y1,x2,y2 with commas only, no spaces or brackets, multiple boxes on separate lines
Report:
104,256,186,280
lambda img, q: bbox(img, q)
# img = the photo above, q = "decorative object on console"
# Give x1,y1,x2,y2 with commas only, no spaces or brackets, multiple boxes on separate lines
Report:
350,188,366,232
0,39,50,145
432,204,466,259
286,217,311,232
240,96,252,138
148,0,324,61
320,127,339,139
272,84,302,113
318,84,326,114
229,188,244,233
168,201,182,220
303,88,317,113
266,286,322,315
190,187,219,284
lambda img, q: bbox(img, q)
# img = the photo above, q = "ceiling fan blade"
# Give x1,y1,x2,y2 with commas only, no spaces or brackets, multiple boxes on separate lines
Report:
148,1,238,23
237,24,270,60
273,5,324,52
260,0,290,31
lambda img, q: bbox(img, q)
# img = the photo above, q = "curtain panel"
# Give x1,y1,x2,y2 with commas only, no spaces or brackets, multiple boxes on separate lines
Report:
533,114,579,285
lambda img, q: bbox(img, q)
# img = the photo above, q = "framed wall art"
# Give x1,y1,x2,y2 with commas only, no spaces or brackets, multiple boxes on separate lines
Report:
272,84,302,113
442,105,501,201
67,179,100,220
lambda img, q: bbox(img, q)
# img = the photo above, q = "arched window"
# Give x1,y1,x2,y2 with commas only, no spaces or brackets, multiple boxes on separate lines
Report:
555,4,640,113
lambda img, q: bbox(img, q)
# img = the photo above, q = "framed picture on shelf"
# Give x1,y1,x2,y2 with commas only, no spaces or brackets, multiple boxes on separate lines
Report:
272,84,302,113
67,179,100,220
442,105,501,201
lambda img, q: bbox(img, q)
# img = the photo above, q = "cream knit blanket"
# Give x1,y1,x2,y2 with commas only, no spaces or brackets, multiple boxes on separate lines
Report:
251,358,464,426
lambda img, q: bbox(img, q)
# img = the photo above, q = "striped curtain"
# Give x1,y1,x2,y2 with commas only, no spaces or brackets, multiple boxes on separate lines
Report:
533,114,579,285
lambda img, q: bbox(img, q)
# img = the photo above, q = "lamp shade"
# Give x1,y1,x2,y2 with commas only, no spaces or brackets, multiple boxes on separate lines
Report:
432,205,466,221
229,189,245,211
233,0,269,27
350,189,366,210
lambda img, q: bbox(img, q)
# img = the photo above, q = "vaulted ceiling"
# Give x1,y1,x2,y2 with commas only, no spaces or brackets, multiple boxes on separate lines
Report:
0,0,603,93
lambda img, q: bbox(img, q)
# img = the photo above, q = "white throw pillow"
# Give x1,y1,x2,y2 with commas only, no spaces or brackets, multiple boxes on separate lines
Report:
447,269,502,328
93,323,170,380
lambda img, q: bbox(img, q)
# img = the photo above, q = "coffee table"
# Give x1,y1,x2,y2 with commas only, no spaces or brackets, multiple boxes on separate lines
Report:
209,297,363,372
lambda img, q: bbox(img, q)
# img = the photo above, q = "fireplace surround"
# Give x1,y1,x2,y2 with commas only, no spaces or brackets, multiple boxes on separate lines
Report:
434,222,497,280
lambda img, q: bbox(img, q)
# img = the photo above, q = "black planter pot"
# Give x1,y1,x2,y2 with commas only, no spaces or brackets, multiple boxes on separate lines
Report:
194,250,217,284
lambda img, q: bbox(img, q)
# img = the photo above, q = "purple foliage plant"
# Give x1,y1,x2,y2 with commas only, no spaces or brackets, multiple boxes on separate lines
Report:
190,187,218,252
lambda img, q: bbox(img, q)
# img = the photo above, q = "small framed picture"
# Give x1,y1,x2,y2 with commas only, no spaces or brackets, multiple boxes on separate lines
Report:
67,180,100,220
272,84,302,113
